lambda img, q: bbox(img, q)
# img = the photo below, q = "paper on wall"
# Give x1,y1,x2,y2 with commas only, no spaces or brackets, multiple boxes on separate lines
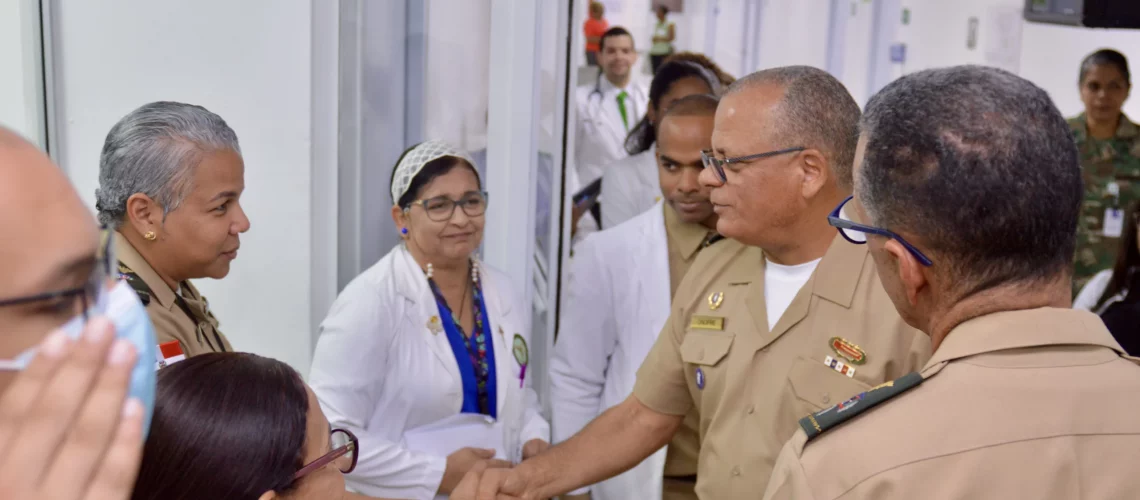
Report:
983,5,1024,74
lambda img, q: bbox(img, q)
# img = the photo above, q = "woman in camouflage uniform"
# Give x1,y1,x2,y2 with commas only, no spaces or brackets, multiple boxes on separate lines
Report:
1070,49,1139,296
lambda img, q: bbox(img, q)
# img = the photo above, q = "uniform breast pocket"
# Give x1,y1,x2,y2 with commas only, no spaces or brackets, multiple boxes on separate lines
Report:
786,357,871,414
679,332,734,394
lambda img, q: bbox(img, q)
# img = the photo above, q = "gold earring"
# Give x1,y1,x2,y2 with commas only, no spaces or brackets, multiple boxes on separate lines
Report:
144,231,157,241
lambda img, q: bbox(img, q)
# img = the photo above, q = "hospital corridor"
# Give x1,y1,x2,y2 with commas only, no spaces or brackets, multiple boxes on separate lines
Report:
2,0,1140,499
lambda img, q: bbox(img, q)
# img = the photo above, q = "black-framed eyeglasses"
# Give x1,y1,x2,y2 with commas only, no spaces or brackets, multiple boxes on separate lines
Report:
828,196,933,266
405,191,489,222
292,428,359,482
0,226,116,317
700,147,806,183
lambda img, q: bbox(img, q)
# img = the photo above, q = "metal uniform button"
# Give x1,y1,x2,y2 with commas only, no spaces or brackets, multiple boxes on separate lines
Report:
821,393,830,405
698,348,705,360
747,405,755,414
732,466,742,476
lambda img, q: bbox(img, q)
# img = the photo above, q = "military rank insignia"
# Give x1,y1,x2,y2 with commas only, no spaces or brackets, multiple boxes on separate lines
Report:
799,372,924,442
708,291,724,310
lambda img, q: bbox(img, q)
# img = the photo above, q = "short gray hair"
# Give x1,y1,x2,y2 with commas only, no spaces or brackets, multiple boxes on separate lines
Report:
858,65,1081,294
95,101,241,228
725,66,861,189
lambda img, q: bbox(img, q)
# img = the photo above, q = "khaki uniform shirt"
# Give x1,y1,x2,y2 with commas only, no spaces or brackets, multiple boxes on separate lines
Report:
114,232,233,357
633,234,931,499
763,307,1140,500
662,204,715,498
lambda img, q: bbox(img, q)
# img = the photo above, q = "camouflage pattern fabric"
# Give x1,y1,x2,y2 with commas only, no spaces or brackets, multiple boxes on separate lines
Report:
1070,113,1140,297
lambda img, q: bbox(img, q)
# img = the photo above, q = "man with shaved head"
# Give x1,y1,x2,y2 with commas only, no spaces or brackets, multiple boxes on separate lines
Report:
456,67,930,500
0,127,144,499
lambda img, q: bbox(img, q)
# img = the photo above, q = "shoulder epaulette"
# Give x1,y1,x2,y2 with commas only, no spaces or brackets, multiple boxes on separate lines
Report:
799,371,924,443
117,262,153,306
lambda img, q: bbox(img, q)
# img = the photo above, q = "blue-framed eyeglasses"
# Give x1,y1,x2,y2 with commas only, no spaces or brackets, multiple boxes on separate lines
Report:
828,196,933,267
700,147,806,183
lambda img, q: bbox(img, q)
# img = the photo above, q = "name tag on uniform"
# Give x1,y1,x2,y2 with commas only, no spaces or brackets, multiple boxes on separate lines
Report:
690,315,724,330
1104,207,1124,238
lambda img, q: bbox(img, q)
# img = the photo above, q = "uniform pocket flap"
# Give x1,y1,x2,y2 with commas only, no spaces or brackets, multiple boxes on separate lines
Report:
679,332,734,366
787,357,871,410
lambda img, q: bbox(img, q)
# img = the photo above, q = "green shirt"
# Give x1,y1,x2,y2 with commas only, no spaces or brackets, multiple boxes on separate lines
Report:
1070,112,1140,296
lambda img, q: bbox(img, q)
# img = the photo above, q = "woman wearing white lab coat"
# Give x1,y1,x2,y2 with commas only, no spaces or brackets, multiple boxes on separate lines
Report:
602,55,733,229
309,140,549,500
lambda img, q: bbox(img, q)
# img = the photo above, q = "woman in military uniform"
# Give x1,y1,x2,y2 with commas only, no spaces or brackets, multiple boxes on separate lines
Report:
1070,49,1139,295
95,101,250,356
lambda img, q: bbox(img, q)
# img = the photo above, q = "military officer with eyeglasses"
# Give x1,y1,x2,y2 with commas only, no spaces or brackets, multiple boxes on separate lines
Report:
453,67,930,500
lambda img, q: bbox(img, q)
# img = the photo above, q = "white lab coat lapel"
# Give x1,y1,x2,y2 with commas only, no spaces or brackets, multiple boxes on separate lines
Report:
627,203,672,364
597,89,629,153
632,205,670,500
481,265,528,463
588,204,671,500
394,245,461,387
642,203,672,340
481,268,515,420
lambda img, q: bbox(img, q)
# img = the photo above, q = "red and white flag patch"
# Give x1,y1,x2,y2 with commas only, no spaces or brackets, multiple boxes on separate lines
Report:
155,341,186,370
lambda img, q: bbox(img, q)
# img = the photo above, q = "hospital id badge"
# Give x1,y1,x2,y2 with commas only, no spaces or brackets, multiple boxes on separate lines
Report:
1104,207,1125,238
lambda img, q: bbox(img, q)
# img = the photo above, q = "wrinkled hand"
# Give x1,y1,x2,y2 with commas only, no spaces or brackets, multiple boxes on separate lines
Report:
0,318,144,500
521,439,550,460
440,447,513,495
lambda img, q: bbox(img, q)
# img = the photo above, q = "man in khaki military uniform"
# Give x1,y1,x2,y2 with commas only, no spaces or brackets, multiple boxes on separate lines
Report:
762,66,1140,500
456,67,930,500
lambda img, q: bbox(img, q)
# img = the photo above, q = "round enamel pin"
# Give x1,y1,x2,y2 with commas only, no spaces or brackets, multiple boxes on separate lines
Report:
695,367,706,389
512,334,529,365
513,334,529,388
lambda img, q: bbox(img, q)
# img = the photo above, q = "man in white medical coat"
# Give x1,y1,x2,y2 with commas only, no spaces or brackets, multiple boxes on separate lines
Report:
572,26,649,238
552,94,722,500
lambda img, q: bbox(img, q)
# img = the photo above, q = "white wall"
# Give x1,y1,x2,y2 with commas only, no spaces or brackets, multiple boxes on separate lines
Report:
1021,23,1140,119
50,0,332,375
0,0,46,148
898,0,1022,73
899,0,1140,118
841,0,876,105
424,0,493,152
756,0,832,71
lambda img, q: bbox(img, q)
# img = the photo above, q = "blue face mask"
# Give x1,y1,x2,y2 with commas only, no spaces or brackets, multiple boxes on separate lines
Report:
0,280,157,437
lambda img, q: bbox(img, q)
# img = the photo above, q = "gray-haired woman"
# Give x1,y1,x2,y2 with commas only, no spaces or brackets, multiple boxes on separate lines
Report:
95,101,250,357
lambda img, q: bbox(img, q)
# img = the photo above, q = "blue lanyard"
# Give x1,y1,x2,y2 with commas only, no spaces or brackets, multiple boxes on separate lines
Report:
428,278,498,418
